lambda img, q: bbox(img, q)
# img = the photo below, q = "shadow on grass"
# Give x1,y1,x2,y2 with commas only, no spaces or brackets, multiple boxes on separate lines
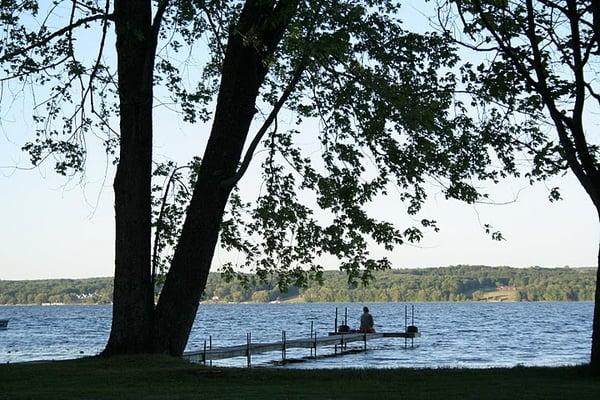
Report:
0,355,598,400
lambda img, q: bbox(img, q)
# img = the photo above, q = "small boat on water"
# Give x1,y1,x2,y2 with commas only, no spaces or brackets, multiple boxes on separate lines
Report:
0,319,8,330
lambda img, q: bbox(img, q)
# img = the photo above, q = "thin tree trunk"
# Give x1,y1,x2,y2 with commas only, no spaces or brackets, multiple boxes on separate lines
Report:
152,0,299,355
591,240,600,371
103,0,155,355
593,0,600,43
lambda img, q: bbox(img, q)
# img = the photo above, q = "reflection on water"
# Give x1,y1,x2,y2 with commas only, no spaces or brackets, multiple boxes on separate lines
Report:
0,302,593,368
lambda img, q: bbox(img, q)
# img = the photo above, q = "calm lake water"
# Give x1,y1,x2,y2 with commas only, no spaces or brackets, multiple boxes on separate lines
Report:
0,302,593,368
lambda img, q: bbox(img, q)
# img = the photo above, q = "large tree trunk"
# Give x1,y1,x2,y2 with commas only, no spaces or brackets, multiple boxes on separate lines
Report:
100,0,299,356
103,0,155,355
152,0,299,355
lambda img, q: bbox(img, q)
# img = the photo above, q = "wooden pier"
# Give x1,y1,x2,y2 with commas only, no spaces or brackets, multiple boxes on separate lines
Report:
183,305,420,366
183,331,420,365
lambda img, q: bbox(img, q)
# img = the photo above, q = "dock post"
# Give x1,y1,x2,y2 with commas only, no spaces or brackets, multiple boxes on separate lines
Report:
281,330,287,362
411,305,415,348
404,305,408,350
335,307,338,333
203,339,207,365
246,332,252,368
310,321,314,357
209,335,212,367
314,330,318,359
344,307,348,350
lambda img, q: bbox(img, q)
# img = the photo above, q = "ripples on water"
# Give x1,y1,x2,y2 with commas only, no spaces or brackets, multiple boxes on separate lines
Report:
0,302,593,368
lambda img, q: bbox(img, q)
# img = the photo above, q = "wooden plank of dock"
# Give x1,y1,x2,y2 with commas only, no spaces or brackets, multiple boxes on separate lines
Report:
183,331,419,363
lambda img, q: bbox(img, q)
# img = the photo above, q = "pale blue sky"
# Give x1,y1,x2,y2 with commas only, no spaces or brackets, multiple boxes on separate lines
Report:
1,109,597,280
0,1,598,280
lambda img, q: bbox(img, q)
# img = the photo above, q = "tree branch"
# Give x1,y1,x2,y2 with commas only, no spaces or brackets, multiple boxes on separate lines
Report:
561,0,598,182
199,2,226,60
593,0,600,38
0,13,114,63
86,0,111,113
152,0,170,45
567,0,586,121
142,0,170,87
221,58,307,189
524,0,597,187
464,1,593,194
152,164,191,290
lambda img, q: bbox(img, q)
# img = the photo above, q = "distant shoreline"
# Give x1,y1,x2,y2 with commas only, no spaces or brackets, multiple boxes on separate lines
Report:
0,299,595,307
1,266,596,305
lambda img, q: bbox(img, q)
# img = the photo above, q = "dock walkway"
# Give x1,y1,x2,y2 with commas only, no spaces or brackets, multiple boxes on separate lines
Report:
183,305,420,366
183,331,420,365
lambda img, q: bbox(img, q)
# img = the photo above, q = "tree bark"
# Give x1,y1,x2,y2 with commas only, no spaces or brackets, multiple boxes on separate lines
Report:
591,240,600,371
99,0,299,356
593,0,600,42
103,0,155,355
152,0,299,355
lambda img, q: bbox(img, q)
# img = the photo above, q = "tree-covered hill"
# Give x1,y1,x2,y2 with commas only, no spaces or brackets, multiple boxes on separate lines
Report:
0,278,113,305
0,265,595,305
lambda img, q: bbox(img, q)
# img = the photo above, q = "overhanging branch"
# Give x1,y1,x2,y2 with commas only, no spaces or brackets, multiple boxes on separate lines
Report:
221,58,307,189
152,164,191,290
0,13,114,63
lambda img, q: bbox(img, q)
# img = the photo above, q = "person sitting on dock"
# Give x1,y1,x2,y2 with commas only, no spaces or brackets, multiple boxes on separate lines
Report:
359,306,375,333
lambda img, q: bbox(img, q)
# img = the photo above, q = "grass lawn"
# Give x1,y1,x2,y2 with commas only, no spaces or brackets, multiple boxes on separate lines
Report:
0,355,598,399
477,290,517,301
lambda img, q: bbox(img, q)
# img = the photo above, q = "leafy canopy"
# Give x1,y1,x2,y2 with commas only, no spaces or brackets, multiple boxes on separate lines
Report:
1,0,518,288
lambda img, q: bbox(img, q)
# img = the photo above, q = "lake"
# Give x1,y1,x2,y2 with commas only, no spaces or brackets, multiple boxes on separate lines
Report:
0,302,593,368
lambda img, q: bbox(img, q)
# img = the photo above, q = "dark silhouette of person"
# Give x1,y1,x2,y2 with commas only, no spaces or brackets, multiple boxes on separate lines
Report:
359,306,375,333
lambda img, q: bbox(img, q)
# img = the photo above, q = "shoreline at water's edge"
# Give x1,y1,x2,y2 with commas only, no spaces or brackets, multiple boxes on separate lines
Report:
1,298,597,306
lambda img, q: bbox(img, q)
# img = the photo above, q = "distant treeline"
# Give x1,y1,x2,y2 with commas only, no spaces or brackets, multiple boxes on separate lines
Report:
0,277,113,305
0,265,596,305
